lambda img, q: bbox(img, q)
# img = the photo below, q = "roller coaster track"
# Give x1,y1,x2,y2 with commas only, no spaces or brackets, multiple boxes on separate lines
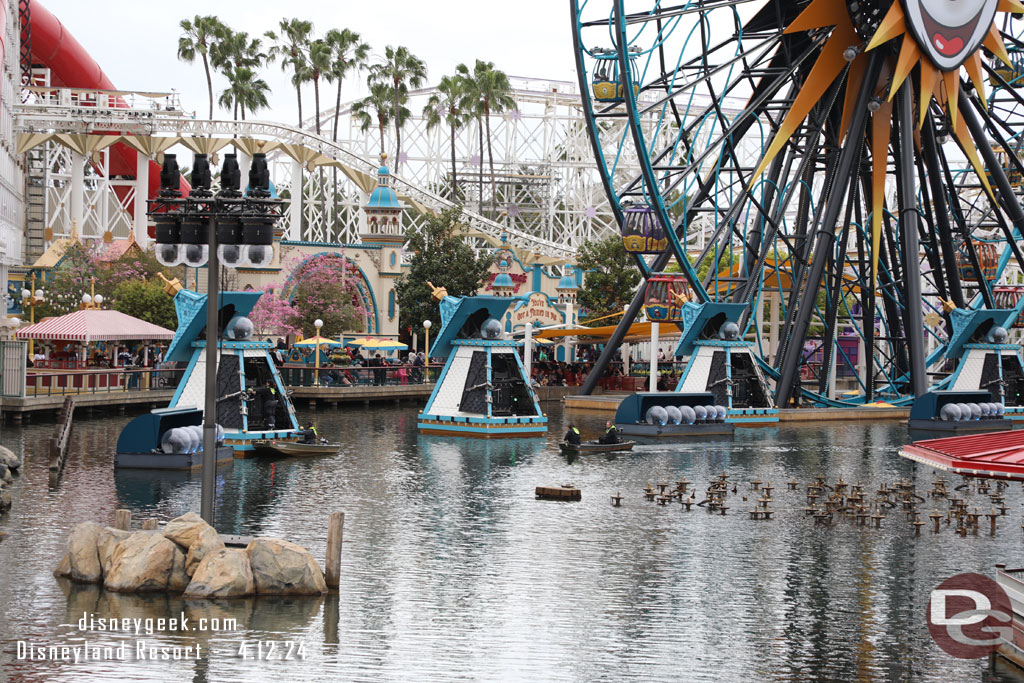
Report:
13,105,575,262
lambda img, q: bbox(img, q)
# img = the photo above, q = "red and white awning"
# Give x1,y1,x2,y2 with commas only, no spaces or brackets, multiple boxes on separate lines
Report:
15,309,175,343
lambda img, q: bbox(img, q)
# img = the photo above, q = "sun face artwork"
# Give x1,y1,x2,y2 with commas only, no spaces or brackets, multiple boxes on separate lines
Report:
751,0,1024,280
905,0,999,70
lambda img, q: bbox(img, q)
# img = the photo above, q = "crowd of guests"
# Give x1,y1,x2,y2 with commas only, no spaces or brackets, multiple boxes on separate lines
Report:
28,344,166,370
269,339,431,387
523,345,682,390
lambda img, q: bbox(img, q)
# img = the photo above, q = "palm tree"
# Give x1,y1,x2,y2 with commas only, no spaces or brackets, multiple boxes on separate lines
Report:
369,45,426,170
325,28,369,142
458,60,515,216
178,15,222,120
265,18,314,127
351,82,394,158
219,67,271,121
210,27,263,120
307,38,333,136
424,74,467,200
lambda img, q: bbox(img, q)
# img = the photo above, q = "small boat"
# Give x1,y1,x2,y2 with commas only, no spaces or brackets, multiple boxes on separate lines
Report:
558,440,635,454
255,440,341,457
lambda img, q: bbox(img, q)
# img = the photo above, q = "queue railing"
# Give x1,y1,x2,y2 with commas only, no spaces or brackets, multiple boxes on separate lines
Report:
24,366,184,397
280,363,440,388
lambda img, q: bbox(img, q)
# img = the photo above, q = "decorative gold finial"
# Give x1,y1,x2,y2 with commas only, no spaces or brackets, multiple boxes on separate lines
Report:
426,281,448,301
157,272,183,295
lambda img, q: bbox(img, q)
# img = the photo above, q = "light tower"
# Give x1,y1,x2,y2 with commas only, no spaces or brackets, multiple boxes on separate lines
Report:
556,265,579,362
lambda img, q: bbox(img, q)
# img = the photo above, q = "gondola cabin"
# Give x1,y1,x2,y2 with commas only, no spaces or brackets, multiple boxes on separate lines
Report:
990,58,1024,87
643,273,691,322
957,240,999,283
984,147,1024,188
994,287,1024,328
591,46,641,102
621,204,668,254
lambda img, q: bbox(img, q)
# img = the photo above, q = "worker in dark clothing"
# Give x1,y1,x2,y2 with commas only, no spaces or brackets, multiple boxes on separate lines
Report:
255,380,279,430
298,421,318,444
598,420,620,444
564,423,581,445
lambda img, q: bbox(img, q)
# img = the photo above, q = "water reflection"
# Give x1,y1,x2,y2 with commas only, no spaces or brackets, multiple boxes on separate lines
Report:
3,406,1024,680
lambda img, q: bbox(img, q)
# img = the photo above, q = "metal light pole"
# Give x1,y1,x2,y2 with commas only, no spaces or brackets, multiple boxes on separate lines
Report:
314,318,324,386
200,213,219,525
423,319,432,379
150,152,282,527
21,274,44,359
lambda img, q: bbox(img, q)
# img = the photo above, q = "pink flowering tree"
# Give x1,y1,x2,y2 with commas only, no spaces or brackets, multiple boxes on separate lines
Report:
285,253,367,338
249,286,300,339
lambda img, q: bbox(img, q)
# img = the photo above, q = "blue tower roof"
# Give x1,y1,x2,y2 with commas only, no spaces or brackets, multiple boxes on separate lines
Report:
557,268,578,290
365,164,403,211
492,273,515,289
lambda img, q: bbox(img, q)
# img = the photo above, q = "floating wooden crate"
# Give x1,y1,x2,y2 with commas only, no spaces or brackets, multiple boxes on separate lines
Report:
535,485,581,501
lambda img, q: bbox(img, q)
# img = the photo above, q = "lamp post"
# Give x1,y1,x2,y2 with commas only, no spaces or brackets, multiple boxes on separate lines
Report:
314,318,324,386
21,275,44,358
149,152,283,526
423,319,432,381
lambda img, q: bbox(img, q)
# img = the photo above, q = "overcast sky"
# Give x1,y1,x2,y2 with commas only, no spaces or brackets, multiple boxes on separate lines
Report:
40,0,577,123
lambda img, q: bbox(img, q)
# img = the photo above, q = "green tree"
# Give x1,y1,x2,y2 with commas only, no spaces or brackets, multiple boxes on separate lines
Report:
210,27,263,120
306,37,333,136
178,15,223,120
424,74,467,200
36,243,177,320
395,206,493,335
458,59,515,215
352,81,394,158
369,45,427,170
325,28,369,142
286,254,366,338
110,280,178,330
219,67,271,121
265,18,314,126
34,243,97,319
576,236,642,320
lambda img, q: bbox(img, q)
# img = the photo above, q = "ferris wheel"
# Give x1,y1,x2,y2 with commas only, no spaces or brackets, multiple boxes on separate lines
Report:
572,0,1024,406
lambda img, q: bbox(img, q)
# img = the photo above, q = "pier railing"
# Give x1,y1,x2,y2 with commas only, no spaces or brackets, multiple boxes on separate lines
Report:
24,366,185,397
280,363,440,388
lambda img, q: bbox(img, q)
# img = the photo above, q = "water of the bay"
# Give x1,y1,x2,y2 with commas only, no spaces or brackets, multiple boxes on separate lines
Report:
1,403,1023,681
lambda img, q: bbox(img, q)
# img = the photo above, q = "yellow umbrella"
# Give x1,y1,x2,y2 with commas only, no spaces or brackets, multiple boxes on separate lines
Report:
294,336,342,348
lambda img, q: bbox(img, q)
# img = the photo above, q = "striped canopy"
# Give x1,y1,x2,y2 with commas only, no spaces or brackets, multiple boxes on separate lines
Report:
15,309,175,343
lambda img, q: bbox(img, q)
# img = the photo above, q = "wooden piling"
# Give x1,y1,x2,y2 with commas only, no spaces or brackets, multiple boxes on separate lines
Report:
141,519,158,530
325,511,345,589
114,509,132,531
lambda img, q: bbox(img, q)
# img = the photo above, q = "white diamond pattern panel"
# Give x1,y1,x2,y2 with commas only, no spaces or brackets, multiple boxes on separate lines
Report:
429,347,474,415
952,350,985,392
173,356,207,412
680,347,713,393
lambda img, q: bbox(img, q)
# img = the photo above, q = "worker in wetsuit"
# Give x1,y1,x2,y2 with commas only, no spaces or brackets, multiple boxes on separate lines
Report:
298,421,318,444
598,420,620,445
255,380,279,430
564,423,581,445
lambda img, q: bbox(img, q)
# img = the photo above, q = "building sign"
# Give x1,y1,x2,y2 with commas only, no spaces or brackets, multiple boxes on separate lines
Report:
485,272,528,293
511,292,564,330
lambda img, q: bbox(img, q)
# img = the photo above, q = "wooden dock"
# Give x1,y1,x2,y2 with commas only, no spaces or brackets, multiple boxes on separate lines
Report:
1,389,175,421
